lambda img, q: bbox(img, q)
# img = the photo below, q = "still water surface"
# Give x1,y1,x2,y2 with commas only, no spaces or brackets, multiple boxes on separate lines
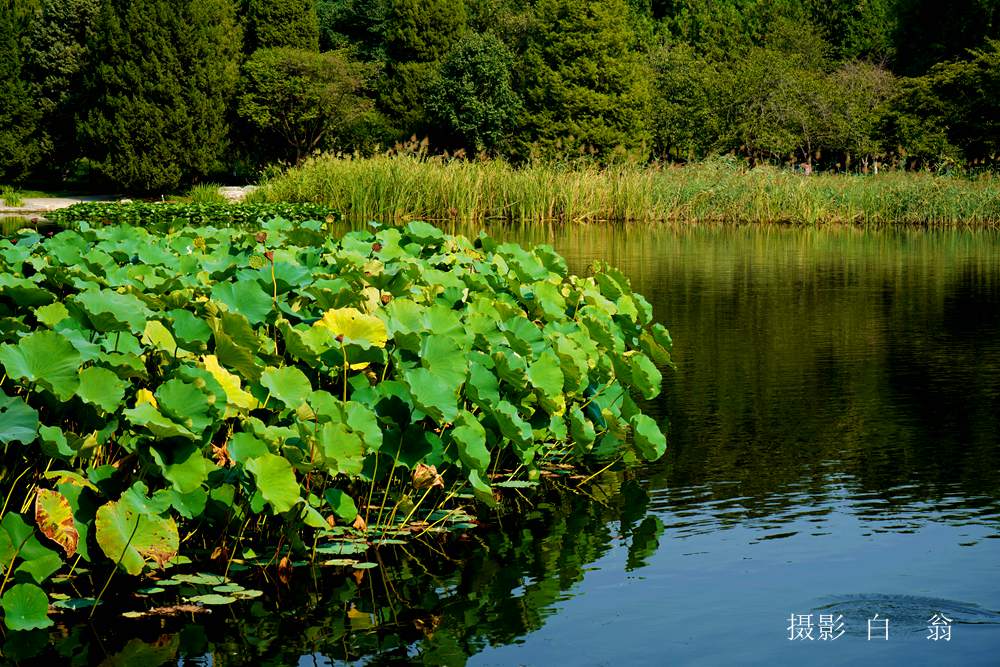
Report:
18,223,1000,665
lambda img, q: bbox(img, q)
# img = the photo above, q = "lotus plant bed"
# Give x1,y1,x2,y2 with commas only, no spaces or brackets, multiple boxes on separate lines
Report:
46,201,342,230
0,217,670,631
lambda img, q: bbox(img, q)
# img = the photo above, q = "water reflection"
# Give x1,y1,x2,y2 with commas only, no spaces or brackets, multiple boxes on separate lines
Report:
11,223,1000,664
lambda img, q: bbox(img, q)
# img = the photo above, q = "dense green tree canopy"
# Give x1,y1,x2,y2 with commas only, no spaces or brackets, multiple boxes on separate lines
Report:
0,1,44,182
238,48,375,162
80,0,241,191
245,0,319,52
427,33,521,154
6,0,1000,188
517,0,652,160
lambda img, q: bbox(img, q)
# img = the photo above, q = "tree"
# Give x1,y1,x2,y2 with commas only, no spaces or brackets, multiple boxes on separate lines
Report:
826,61,896,171
427,32,521,154
238,48,375,162
379,0,468,138
649,42,722,160
0,0,44,182
516,0,652,160
245,0,319,52
21,0,101,176
80,0,241,191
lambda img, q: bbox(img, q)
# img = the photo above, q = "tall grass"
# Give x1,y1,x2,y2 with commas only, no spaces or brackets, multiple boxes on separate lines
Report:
187,182,227,205
257,155,1000,226
1,186,24,208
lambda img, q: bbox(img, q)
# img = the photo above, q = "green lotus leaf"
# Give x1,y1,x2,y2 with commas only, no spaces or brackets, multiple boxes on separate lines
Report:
228,432,269,464
0,330,82,400
34,488,78,558
452,410,490,474
569,406,596,452
324,488,359,523
141,320,189,358
74,289,150,333
628,352,662,400
211,281,273,325
77,366,127,413
317,422,365,477
0,274,54,308
245,453,300,514
527,350,567,415
167,309,212,349
34,302,69,328
404,220,445,245
502,316,546,357
404,367,460,425
493,348,528,390
492,401,533,449
123,402,197,440
1,584,52,631
468,469,497,509
631,413,667,461
467,362,500,409
150,442,213,494
0,392,38,445
260,366,312,409
155,377,214,434
95,493,179,575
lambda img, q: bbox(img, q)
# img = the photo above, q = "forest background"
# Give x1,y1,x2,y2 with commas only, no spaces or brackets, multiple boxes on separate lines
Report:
2,0,999,192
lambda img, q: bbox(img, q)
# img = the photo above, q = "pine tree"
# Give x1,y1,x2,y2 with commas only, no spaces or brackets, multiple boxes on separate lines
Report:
80,0,241,192
245,0,319,52
379,0,468,138
516,0,652,160
0,1,44,182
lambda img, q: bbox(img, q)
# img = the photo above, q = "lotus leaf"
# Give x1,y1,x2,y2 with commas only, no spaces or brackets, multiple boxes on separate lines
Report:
628,352,662,400
34,302,69,328
95,493,179,575
314,307,388,348
324,489,358,522
631,414,667,461
452,410,490,474
0,392,38,444
204,355,259,415
211,281,273,325
74,289,150,332
527,350,567,415
1,584,52,631
245,453,300,513
260,366,312,409
77,366,127,413
0,330,81,400
34,489,78,557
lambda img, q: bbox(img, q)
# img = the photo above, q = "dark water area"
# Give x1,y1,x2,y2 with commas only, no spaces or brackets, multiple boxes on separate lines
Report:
13,223,1000,665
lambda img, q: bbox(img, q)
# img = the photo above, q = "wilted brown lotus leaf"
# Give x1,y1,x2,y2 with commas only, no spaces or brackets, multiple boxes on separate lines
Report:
412,463,444,490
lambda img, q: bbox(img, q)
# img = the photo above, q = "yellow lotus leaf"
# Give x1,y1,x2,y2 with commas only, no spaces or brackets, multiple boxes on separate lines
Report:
136,388,158,408
313,308,388,349
203,354,260,416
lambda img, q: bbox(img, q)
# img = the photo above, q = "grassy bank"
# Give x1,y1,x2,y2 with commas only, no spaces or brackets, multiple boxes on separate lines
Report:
255,156,1000,226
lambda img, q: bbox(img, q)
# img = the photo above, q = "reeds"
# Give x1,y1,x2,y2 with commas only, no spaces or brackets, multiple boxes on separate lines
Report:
186,182,227,205
1,186,24,207
256,155,1000,226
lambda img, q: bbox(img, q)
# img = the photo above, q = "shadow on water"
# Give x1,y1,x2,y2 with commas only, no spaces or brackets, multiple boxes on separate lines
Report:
6,222,1000,664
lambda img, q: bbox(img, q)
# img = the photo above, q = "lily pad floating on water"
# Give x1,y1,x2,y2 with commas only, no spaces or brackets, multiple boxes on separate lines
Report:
352,562,378,570
51,597,100,610
171,573,227,586
315,542,368,555
186,593,237,606
321,558,359,567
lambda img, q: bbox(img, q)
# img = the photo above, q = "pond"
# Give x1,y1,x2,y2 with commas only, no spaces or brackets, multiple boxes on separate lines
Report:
15,223,1000,665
